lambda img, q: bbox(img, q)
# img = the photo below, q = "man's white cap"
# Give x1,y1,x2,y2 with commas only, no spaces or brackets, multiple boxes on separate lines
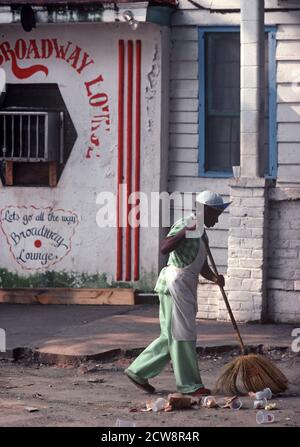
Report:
196,190,231,212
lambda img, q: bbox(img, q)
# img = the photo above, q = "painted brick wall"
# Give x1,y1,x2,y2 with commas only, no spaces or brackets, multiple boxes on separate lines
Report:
268,198,300,322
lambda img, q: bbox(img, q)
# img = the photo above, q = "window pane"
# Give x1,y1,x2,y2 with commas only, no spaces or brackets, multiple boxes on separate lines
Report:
206,116,240,172
204,32,269,174
206,33,240,115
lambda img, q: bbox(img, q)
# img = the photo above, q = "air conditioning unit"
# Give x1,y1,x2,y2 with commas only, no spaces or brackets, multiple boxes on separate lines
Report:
0,110,63,163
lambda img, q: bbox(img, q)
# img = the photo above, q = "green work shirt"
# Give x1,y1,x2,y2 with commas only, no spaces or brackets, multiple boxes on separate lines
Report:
154,215,200,295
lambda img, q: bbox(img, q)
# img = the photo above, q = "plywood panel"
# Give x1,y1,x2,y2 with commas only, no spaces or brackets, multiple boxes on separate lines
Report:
0,288,136,305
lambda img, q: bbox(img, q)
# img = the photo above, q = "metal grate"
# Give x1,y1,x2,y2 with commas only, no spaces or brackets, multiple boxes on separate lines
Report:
0,111,63,162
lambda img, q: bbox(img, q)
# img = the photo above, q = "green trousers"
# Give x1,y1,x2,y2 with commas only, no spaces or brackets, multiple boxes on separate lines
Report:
125,293,204,394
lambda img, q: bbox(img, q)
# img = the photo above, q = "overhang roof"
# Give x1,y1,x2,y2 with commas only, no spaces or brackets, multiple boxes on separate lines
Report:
0,0,178,6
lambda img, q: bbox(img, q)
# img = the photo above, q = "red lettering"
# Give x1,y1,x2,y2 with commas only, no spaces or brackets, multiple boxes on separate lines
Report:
66,46,81,70
41,39,53,59
26,40,41,59
52,39,72,60
89,93,108,108
15,39,27,60
76,52,94,74
0,41,13,62
85,74,103,97
90,134,100,146
85,147,94,159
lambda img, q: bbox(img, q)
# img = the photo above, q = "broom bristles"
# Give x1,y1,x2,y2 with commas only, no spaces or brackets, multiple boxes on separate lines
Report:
215,354,288,395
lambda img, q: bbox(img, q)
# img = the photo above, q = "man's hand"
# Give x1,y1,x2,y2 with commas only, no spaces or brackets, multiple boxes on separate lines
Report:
186,216,196,231
214,274,225,288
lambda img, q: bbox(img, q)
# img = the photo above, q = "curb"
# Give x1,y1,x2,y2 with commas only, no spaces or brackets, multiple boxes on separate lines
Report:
0,344,291,367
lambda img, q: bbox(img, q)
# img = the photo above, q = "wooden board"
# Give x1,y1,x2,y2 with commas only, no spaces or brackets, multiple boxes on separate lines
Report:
49,161,58,187
0,288,136,305
5,161,13,186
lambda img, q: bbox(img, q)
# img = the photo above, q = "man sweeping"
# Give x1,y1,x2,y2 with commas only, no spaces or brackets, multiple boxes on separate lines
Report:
125,191,231,396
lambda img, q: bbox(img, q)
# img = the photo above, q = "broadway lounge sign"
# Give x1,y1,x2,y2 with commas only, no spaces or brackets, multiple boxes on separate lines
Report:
0,38,94,78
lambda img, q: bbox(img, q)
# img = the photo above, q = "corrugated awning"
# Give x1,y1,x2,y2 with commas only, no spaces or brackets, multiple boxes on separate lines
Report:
0,0,177,6
0,0,177,26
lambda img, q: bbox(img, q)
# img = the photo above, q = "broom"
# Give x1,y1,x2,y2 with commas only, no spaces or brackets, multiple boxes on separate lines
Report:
203,236,288,396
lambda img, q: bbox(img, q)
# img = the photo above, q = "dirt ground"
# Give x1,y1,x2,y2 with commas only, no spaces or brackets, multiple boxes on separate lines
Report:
0,350,299,427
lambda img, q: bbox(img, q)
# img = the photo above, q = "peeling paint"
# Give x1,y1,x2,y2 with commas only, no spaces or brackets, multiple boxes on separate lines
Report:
147,43,160,90
145,40,160,133
104,168,114,178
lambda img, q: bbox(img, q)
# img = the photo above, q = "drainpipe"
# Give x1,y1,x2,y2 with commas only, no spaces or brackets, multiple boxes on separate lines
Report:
240,0,265,177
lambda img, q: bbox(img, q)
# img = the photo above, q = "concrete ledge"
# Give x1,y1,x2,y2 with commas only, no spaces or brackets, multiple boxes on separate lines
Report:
229,177,273,188
0,343,291,367
269,187,300,202
0,288,136,305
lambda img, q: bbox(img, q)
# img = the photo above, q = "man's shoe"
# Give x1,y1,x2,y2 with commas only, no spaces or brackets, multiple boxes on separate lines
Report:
125,373,155,394
186,387,211,397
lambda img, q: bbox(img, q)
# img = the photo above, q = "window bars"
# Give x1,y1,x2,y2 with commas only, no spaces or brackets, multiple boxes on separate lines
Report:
0,111,63,163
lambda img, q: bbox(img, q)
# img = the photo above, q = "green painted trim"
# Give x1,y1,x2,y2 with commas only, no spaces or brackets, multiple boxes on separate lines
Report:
146,6,175,26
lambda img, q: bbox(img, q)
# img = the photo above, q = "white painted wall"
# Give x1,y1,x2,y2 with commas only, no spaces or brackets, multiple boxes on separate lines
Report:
0,23,167,287
268,197,300,323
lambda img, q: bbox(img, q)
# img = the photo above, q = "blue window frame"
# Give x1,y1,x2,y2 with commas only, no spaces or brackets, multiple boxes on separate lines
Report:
198,26,277,178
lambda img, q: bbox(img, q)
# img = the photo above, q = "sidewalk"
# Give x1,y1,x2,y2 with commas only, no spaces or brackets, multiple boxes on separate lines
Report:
0,303,296,363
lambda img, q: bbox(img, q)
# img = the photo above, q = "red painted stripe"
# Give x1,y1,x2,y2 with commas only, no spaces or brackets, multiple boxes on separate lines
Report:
125,40,133,281
116,40,124,281
134,40,142,281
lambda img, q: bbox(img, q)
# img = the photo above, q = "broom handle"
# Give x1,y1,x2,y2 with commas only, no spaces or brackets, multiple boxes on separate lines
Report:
203,236,246,354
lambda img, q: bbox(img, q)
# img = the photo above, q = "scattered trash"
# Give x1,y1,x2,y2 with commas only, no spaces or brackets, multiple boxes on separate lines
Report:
256,410,275,424
32,393,43,399
166,393,195,411
202,396,218,408
249,388,272,400
265,403,277,411
229,397,243,411
87,378,105,383
285,417,291,421
78,364,98,375
115,418,136,427
24,406,39,413
216,395,241,410
150,397,168,412
253,398,267,409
